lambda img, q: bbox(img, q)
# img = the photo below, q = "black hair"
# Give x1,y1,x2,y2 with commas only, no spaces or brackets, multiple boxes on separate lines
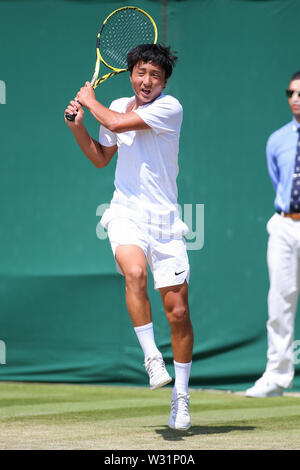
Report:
291,71,300,81
127,44,178,79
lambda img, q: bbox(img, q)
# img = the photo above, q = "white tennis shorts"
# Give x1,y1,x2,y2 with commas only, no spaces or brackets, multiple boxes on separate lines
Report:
105,216,190,290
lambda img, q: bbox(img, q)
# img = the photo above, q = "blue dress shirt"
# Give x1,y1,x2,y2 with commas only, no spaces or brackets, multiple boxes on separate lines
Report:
266,117,300,212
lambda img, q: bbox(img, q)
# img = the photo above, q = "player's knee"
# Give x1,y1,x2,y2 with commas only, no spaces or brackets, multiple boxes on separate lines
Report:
125,265,147,291
167,304,189,327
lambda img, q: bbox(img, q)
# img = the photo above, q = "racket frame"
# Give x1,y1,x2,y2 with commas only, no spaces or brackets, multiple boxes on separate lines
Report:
66,6,157,121
91,6,158,88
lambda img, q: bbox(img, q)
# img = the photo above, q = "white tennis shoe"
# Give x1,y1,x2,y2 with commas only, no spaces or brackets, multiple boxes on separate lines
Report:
168,392,191,431
144,355,172,390
245,376,284,398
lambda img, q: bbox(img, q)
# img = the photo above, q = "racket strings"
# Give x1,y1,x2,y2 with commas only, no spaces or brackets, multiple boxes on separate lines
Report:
100,9,156,70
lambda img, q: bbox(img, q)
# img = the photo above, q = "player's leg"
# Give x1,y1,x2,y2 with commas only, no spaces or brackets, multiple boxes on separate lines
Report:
160,281,193,430
107,217,152,328
115,244,172,390
115,244,151,327
149,235,192,429
159,281,193,364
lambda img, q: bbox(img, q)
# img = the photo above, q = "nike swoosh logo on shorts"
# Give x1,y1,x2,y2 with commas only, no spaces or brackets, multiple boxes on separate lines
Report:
175,270,185,276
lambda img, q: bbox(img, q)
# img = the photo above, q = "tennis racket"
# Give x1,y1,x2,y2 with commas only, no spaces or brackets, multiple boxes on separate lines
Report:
65,6,158,121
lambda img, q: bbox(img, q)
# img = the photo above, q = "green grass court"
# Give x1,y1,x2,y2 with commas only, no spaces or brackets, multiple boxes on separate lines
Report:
0,382,299,450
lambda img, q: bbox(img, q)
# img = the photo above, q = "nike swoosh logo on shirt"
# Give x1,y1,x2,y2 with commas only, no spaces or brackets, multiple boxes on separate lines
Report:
175,270,185,276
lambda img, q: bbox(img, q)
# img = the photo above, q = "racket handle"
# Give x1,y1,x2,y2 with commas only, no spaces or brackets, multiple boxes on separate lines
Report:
65,98,80,122
65,112,76,122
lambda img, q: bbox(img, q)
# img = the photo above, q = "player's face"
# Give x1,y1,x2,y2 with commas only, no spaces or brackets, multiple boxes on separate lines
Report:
130,61,167,107
287,79,300,122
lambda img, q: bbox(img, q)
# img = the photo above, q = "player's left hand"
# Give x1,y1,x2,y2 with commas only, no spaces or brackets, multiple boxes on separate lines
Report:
76,82,96,109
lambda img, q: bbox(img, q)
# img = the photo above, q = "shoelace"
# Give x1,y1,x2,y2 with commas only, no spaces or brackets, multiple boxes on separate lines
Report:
144,356,165,378
171,393,190,417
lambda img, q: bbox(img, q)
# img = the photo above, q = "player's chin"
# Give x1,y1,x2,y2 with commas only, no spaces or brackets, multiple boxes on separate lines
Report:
139,90,160,104
139,90,151,100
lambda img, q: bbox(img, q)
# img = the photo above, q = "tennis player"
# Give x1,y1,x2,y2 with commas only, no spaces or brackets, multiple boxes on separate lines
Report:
65,44,194,431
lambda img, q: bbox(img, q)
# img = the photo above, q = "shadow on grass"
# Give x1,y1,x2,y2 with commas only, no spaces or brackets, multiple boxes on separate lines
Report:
152,425,256,441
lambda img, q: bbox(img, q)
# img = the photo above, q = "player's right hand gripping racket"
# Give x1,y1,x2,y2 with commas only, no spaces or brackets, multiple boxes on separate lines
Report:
65,6,158,121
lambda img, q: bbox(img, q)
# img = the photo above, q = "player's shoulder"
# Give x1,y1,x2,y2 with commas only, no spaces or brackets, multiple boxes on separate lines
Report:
109,97,132,112
146,94,183,121
267,120,294,145
156,93,183,112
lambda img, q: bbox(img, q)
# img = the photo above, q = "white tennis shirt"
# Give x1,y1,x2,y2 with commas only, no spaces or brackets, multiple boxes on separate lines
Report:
99,93,187,233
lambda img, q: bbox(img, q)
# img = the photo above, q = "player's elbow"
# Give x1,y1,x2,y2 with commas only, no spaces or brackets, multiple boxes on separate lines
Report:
107,117,125,134
89,152,108,169
108,122,120,133
94,155,110,168
93,160,106,169
93,142,114,168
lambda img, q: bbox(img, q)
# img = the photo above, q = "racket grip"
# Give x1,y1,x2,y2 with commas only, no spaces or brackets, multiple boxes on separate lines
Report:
66,98,80,122
65,112,76,122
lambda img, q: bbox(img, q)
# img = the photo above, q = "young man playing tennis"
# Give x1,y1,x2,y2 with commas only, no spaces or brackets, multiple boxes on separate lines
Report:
65,44,194,431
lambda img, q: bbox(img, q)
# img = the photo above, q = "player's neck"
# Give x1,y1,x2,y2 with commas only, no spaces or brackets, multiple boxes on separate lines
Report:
132,92,162,110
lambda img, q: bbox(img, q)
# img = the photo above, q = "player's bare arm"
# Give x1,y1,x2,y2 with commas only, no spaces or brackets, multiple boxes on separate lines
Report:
64,101,117,168
76,82,150,133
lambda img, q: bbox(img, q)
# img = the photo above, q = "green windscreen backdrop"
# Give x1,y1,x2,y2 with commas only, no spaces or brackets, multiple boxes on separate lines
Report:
1,0,300,390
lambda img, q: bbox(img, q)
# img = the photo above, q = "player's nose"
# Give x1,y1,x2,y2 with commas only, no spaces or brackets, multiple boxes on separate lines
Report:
142,74,151,87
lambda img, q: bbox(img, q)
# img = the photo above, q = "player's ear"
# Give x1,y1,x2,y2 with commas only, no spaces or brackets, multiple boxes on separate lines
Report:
163,78,168,89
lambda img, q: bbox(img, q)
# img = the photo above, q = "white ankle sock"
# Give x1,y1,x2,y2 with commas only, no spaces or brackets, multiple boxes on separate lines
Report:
173,360,192,396
134,322,161,359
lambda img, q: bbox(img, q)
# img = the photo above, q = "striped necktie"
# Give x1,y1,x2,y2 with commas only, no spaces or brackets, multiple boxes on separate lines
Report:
289,128,300,213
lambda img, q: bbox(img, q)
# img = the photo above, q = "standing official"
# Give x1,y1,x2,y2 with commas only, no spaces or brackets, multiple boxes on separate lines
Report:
246,71,300,397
